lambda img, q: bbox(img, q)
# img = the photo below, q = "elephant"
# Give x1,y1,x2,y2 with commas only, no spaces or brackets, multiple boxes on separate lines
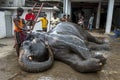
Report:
18,22,109,73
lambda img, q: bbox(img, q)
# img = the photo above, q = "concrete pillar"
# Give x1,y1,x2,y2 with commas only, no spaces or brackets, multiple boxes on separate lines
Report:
18,0,23,7
22,0,25,7
67,0,71,16
63,0,71,16
13,0,18,7
63,0,65,14
13,0,23,7
96,2,101,29
65,0,68,15
105,0,115,34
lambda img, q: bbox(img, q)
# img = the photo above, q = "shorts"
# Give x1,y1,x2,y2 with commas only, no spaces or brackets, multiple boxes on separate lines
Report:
42,28,47,32
14,31,26,45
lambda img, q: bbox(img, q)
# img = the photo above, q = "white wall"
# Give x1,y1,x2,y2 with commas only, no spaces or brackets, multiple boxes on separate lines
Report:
0,12,6,38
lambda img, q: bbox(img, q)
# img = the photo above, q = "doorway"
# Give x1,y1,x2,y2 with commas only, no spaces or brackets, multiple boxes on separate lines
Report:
71,2,98,28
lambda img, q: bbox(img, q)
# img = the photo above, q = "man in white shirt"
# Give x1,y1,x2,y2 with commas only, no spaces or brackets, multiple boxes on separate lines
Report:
88,13,94,32
50,13,60,29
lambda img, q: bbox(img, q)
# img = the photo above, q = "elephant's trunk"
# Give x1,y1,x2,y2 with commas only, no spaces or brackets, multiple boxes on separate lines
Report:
18,46,54,73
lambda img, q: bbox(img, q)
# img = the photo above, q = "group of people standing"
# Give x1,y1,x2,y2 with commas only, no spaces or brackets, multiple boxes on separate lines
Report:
25,9,71,32
36,13,71,32
13,7,72,56
77,12,94,32
50,14,71,29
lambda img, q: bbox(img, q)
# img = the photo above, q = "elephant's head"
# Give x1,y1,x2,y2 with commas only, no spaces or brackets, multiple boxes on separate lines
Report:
18,35,54,73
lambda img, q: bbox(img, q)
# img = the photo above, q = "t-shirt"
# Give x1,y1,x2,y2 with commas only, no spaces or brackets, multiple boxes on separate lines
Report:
51,17,60,28
89,16,94,24
40,17,48,29
14,18,24,32
25,13,35,21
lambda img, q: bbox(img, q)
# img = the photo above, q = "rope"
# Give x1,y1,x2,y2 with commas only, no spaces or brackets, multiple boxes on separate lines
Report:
44,35,54,58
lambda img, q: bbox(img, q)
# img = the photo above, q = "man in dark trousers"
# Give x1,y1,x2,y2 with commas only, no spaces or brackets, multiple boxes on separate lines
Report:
13,7,29,56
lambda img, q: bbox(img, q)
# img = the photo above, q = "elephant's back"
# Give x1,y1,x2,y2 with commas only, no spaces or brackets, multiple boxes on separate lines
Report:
49,22,80,36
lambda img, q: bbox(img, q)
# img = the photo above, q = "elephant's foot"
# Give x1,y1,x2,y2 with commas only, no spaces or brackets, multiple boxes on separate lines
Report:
72,58,103,73
55,52,103,73
92,54,107,65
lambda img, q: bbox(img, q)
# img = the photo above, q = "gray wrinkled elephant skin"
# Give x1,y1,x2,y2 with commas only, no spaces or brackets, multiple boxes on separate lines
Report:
19,22,108,73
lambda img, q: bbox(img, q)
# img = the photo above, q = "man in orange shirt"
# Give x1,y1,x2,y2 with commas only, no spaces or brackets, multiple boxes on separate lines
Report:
13,7,29,56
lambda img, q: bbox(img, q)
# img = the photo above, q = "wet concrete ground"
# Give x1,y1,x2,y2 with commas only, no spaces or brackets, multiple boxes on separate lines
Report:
0,32,120,80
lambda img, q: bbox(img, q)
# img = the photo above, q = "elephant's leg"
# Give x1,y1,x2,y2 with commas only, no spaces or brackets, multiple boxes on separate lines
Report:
86,33,104,44
68,43,106,65
49,35,92,59
75,25,104,44
54,50,102,73
54,41,106,65
49,34,106,63
88,42,110,51
67,42,92,59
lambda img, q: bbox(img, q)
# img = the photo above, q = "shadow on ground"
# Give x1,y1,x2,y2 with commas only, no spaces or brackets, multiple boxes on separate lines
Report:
0,43,7,47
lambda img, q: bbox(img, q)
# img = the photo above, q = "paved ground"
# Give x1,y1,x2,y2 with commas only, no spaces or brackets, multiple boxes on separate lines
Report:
0,31,120,80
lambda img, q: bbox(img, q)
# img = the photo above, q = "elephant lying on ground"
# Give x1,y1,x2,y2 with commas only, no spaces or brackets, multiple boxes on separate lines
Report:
19,22,109,73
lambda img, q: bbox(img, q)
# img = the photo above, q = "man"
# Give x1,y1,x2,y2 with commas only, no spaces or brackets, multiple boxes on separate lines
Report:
25,9,35,30
66,14,71,22
113,28,120,38
50,13,60,29
77,12,84,28
88,13,94,32
38,14,48,32
13,7,29,56
60,14,67,22
109,28,120,39
25,9,35,21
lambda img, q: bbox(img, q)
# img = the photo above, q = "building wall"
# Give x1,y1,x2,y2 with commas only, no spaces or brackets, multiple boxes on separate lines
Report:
113,8,120,28
5,11,12,37
0,12,6,38
0,0,14,7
